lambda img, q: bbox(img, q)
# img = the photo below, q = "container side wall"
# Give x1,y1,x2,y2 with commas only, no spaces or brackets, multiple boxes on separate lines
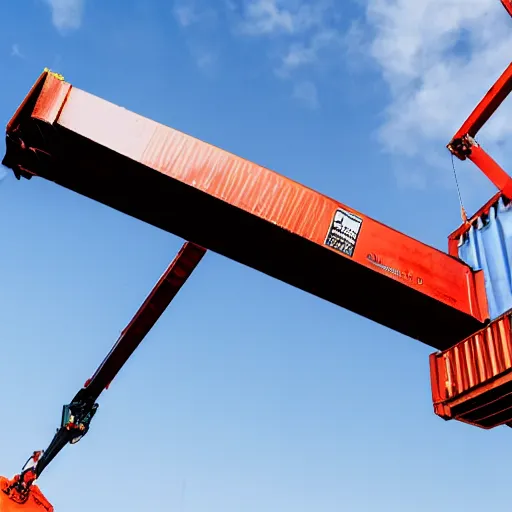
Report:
2,72,490,349
435,313,512,400
430,311,512,429
458,197,512,320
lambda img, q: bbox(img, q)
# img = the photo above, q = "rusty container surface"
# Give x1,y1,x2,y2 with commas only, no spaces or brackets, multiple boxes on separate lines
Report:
0,478,53,512
2,70,491,349
430,310,512,429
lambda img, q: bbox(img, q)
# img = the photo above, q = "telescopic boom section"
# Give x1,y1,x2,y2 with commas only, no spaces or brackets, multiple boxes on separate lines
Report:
83,241,206,400
2,70,489,349
37,241,205,477
1,241,205,505
448,62,512,199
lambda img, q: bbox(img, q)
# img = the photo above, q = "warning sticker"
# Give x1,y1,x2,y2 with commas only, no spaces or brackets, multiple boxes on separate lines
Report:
325,208,363,257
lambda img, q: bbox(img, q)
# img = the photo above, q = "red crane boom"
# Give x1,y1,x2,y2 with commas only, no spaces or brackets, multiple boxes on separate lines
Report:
0,241,205,510
448,63,512,199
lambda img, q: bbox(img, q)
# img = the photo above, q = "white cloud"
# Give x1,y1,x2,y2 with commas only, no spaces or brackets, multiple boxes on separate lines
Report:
236,0,341,72
45,0,84,31
278,28,341,75
363,0,512,165
196,51,217,70
237,0,332,36
174,5,198,27
239,0,295,34
293,81,319,109
172,1,219,74
10,44,23,59
235,1,342,107
189,44,219,73
173,0,218,28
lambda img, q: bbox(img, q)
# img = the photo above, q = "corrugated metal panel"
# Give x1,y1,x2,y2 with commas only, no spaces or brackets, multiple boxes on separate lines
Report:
430,311,512,429
457,196,512,320
2,71,490,349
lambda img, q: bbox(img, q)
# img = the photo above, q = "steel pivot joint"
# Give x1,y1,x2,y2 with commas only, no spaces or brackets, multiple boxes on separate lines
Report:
61,389,99,445
447,134,477,161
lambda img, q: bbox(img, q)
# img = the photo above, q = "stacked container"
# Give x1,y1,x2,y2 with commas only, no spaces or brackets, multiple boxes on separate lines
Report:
433,194,512,429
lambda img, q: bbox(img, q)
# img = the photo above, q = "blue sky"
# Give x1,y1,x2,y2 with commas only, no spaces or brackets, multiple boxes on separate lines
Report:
1,1,512,511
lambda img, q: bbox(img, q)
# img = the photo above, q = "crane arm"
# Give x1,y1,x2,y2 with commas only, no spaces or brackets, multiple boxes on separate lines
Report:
450,63,512,141
82,241,206,400
2,241,205,503
447,63,512,198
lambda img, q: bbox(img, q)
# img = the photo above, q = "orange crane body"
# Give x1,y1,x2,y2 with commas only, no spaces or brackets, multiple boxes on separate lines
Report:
0,477,52,512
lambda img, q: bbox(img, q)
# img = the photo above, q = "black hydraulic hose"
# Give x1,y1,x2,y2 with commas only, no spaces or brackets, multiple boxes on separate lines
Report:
34,429,73,479
34,388,96,479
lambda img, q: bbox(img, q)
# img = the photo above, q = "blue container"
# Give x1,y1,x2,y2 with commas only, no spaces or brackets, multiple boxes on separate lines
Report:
458,197,512,320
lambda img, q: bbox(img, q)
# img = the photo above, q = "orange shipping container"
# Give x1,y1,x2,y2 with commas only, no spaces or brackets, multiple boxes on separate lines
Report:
2,69,489,350
430,311,512,429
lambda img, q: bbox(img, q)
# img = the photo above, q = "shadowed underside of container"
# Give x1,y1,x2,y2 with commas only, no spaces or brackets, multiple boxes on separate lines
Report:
430,311,512,429
2,70,490,349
